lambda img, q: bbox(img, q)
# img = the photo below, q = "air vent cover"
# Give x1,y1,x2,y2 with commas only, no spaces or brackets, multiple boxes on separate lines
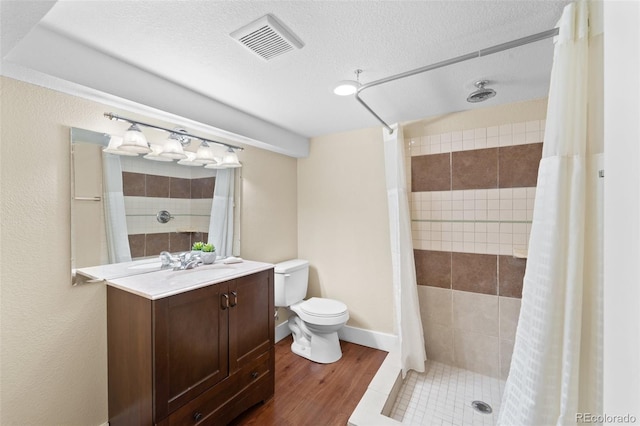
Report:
230,14,304,61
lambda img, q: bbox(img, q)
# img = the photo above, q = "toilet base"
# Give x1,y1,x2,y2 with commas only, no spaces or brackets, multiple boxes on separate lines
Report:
288,316,343,364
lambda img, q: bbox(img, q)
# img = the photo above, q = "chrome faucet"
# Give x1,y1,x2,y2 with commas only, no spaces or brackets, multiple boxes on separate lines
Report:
160,251,176,269
159,251,201,270
175,252,201,270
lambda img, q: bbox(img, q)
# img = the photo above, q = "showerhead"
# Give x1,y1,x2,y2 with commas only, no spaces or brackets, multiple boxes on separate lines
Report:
467,80,496,103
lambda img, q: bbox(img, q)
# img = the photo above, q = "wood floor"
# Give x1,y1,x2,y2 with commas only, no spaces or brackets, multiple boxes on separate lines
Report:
230,335,388,426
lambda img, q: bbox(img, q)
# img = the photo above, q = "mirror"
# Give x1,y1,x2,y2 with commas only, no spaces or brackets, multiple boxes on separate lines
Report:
70,127,240,273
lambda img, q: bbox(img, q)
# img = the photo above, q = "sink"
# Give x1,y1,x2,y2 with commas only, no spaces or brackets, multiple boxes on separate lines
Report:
128,261,163,270
164,265,237,286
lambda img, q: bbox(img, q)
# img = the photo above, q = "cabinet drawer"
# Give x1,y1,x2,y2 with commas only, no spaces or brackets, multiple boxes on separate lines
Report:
167,351,272,425
235,350,271,392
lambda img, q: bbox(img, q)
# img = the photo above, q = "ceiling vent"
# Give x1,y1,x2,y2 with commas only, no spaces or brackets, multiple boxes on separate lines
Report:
230,14,304,61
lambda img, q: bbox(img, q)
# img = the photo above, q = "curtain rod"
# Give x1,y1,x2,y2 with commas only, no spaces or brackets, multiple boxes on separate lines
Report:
104,112,244,151
355,27,560,134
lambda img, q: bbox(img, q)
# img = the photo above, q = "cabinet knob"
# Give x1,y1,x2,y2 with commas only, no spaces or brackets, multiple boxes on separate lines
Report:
251,371,259,379
193,412,203,421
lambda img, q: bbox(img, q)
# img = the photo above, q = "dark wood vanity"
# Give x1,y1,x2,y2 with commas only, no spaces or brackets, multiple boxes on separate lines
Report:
106,268,275,425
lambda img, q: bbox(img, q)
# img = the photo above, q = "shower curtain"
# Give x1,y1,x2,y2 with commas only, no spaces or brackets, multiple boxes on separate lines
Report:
102,152,131,263
208,168,236,257
383,123,427,378
498,2,603,424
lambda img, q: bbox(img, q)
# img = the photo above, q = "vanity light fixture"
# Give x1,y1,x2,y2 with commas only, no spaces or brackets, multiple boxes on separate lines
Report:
103,135,138,156
333,69,363,96
159,132,188,160
220,148,242,168
204,162,227,170
177,152,203,166
194,143,219,164
143,144,173,162
119,123,151,153
221,149,242,167
104,112,243,168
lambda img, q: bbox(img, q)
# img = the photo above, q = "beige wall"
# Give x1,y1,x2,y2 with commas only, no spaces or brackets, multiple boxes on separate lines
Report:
239,144,297,264
298,127,394,333
0,76,298,425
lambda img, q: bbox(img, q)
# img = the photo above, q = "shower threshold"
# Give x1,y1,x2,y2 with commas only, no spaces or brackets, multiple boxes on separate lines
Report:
348,354,505,426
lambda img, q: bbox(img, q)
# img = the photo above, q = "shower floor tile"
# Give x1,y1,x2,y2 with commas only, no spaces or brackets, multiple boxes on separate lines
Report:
389,360,505,426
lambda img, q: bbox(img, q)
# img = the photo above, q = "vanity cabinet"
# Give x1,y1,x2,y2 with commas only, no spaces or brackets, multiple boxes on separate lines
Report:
107,269,274,425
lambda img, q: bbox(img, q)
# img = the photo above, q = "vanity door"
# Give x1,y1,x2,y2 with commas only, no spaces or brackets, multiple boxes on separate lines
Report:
153,283,229,421
228,270,274,371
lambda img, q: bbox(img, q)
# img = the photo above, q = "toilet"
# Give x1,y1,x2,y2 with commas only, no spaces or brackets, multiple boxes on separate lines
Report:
274,259,349,364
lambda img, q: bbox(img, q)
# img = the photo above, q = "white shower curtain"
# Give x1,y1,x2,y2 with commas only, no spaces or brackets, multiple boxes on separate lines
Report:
208,168,235,257
498,2,603,424
102,153,132,263
383,123,427,378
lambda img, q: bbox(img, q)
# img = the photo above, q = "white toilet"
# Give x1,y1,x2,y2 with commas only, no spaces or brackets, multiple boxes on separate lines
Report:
274,259,349,364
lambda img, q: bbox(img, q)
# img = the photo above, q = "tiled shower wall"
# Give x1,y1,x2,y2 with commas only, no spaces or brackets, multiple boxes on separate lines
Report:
120,157,215,258
408,119,544,379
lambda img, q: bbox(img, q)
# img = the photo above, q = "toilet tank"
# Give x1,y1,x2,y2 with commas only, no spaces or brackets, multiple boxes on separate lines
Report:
274,259,309,307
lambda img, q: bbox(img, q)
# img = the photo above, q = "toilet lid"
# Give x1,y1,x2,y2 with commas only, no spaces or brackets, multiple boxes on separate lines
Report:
299,297,348,317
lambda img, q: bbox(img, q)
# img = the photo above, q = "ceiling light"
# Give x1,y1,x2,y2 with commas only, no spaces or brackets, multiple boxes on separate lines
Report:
159,134,188,160
143,144,173,162
333,69,362,96
220,148,242,168
205,162,227,170
177,151,203,167
333,81,360,96
194,143,218,164
103,135,138,156
119,124,151,153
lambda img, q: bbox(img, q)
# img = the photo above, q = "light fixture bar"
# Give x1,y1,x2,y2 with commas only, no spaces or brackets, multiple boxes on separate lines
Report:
104,112,244,151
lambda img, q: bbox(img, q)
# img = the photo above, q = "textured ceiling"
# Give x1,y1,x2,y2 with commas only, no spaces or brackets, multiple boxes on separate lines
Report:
2,0,569,152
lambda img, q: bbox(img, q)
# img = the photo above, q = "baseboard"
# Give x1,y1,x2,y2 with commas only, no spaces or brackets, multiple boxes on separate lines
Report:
338,325,398,352
275,321,292,343
276,320,397,352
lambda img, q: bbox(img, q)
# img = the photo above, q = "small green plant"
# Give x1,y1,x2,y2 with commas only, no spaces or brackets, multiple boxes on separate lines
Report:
202,243,215,253
192,241,205,251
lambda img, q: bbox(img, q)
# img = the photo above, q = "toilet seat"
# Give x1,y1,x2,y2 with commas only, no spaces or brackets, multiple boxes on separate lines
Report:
290,297,349,326
300,297,347,317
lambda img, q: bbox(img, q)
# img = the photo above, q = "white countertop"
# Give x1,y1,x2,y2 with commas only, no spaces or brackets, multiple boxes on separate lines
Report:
79,259,274,300
76,257,166,281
